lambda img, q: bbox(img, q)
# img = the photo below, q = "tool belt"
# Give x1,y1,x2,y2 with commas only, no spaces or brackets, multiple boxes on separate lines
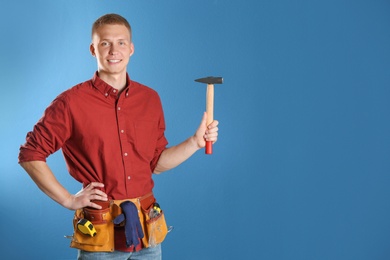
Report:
70,193,168,252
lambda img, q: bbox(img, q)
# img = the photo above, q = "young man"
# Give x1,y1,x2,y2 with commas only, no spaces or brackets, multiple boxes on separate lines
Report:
18,14,219,259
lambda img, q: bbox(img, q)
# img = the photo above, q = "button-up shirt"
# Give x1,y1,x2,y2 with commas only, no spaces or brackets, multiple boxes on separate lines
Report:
19,72,168,200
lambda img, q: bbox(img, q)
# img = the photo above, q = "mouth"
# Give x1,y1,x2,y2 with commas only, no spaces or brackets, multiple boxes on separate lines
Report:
107,59,121,64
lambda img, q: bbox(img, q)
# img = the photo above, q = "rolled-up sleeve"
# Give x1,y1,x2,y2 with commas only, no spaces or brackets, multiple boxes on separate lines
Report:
149,97,168,173
18,94,71,163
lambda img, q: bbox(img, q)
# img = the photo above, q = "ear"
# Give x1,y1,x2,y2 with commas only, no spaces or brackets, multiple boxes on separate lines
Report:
129,42,135,57
90,43,96,57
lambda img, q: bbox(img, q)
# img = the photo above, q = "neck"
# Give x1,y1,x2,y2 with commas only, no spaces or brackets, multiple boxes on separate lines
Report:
98,71,127,91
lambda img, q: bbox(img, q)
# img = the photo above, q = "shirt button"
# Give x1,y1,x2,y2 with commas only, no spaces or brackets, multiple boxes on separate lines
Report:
105,93,108,97
126,93,129,97
118,107,121,111
127,176,131,180
113,89,117,93
124,152,128,156
121,130,124,134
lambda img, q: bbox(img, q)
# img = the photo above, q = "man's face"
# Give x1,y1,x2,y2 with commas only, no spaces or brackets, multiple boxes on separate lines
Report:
90,24,134,77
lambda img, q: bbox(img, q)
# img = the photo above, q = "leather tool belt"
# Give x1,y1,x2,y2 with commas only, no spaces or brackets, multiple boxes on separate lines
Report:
70,193,168,252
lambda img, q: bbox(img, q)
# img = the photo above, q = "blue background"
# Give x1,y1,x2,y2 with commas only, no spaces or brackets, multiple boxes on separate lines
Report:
1,0,390,259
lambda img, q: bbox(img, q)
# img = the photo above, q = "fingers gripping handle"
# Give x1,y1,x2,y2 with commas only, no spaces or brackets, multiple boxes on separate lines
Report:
206,84,214,154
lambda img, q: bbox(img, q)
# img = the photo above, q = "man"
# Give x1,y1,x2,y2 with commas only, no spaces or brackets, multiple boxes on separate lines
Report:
18,13,219,259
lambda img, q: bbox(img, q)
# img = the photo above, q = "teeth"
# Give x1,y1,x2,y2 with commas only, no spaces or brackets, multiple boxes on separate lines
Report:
108,60,120,63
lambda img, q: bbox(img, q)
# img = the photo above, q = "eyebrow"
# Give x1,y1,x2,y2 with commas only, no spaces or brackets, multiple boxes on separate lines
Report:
100,38,130,42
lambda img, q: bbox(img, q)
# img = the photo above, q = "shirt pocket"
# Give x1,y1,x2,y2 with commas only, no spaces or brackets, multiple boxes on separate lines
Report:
133,120,158,160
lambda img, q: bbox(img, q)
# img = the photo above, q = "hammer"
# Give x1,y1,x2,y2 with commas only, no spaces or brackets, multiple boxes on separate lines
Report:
195,76,223,154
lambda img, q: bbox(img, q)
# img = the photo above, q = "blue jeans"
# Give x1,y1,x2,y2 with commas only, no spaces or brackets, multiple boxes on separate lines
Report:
77,244,162,260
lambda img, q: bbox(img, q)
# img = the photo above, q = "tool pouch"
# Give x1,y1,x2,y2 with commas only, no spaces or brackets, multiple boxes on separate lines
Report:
140,198,168,248
70,201,115,252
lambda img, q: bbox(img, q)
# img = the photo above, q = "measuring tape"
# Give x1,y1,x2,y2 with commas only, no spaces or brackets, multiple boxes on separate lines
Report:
77,219,97,237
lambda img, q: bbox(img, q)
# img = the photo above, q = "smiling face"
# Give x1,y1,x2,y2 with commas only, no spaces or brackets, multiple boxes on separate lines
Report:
90,24,134,81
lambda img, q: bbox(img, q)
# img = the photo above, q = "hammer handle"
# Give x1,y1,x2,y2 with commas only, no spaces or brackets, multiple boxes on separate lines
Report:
206,84,214,154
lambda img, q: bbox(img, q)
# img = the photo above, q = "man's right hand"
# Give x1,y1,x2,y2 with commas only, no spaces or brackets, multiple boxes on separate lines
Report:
20,161,108,210
64,182,108,210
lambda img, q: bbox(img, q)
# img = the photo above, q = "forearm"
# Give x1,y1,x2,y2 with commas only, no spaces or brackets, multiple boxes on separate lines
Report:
19,161,72,209
154,136,200,174
154,112,219,174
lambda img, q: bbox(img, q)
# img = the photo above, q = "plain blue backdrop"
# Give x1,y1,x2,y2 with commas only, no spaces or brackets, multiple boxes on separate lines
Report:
1,0,390,259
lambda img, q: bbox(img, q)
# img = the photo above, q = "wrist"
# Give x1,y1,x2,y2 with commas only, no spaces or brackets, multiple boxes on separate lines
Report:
61,193,75,210
190,135,203,150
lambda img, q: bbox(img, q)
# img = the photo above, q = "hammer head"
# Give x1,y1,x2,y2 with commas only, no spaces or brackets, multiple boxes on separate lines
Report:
195,76,223,85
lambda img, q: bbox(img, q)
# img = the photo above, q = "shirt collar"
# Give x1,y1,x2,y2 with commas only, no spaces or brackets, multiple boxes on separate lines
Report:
92,72,132,98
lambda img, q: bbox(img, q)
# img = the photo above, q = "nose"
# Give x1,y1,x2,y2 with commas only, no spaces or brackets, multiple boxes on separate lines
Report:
109,44,118,55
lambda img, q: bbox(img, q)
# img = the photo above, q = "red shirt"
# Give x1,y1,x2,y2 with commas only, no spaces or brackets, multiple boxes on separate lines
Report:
18,72,168,200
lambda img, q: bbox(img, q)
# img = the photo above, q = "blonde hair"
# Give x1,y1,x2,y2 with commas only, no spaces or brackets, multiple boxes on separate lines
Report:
92,13,132,39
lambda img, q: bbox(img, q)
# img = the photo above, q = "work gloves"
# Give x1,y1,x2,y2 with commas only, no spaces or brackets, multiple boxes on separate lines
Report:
113,201,144,248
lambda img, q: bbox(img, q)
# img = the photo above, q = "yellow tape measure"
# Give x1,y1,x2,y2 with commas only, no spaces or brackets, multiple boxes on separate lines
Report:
77,219,97,237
